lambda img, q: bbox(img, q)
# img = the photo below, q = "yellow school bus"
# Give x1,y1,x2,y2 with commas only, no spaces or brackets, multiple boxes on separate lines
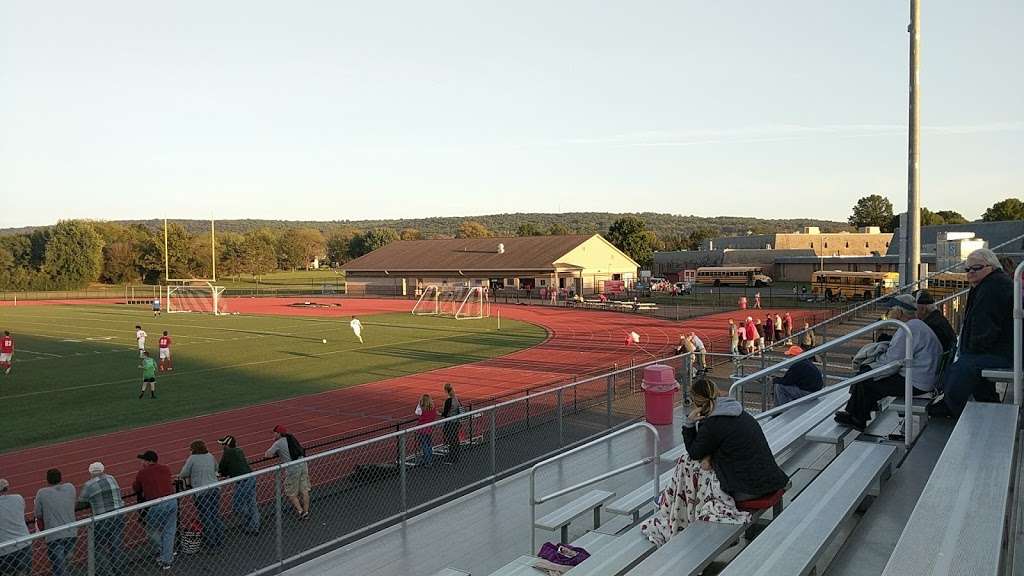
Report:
811,271,900,301
694,267,773,287
923,272,969,301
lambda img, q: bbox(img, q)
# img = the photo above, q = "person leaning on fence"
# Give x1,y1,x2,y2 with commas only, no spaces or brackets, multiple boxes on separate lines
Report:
0,479,32,575
772,345,823,406
688,332,707,371
178,440,224,549
217,435,260,533
800,322,815,350
414,395,438,467
78,462,126,576
728,320,739,357
640,378,788,547
132,450,177,569
930,248,1015,419
441,384,463,464
265,425,311,520
834,294,942,432
34,469,78,576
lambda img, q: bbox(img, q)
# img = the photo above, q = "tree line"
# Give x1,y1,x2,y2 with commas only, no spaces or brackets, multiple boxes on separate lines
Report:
847,196,1023,231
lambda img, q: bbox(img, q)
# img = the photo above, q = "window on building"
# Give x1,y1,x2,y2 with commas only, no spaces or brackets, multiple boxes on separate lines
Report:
845,242,850,249
865,242,870,248
885,242,890,248
810,242,814,248
824,242,828,248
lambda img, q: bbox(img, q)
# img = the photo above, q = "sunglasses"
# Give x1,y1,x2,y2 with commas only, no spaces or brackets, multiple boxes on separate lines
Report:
963,264,990,273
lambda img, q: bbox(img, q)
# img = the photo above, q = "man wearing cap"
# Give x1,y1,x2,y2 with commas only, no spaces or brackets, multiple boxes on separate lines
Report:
0,479,32,575
79,462,125,575
915,290,956,354
772,345,824,406
217,436,260,533
34,469,77,576
835,294,942,431
132,451,177,569
931,248,1015,418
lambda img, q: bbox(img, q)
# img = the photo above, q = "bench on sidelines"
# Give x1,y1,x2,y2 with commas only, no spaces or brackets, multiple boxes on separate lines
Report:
881,402,1019,576
535,489,616,544
718,441,897,576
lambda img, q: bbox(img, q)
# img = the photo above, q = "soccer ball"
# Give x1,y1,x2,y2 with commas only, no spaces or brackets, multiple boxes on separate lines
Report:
322,339,327,344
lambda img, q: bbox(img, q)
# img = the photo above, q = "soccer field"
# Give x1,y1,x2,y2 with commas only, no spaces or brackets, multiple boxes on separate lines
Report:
0,304,546,452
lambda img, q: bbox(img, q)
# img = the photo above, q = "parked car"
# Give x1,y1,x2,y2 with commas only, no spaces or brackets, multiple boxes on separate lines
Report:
674,281,692,295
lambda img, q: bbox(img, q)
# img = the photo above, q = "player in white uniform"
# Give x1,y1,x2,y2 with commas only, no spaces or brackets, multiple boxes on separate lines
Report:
350,316,363,344
135,325,147,366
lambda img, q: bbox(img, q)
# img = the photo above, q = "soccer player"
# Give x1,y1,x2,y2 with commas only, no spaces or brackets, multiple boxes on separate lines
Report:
135,325,147,367
0,331,13,375
158,331,173,371
152,298,161,317
139,351,157,399
349,316,363,344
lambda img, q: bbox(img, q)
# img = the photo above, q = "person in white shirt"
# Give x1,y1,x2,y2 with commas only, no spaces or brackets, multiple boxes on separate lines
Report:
349,317,363,344
135,325,147,366
688,332,707,371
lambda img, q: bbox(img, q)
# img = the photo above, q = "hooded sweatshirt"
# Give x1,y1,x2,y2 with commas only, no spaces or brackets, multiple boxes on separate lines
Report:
681,397,788,499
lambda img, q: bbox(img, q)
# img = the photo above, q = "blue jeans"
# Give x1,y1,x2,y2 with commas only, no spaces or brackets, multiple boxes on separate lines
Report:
146,500,178,565
0,546,32,574
46,537,76,576
93,515,125,576
419,433,433,466
942,353,1010,416
232,477,260,532
195,488,224,548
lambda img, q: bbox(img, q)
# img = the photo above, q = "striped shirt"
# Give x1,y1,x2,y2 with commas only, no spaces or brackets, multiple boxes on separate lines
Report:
78,474,124,515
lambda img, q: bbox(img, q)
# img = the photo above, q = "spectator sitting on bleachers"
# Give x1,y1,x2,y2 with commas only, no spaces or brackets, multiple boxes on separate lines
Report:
835,294,942,431
640,378,788,547
772,345,823,406
930,248,1015,418
915,290,956,353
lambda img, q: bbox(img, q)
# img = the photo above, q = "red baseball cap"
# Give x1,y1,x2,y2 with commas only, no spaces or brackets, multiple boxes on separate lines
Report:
273,425,288,434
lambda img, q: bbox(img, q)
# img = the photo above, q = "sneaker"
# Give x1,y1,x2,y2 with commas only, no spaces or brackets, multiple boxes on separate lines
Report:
834,411,866,432
925,399,954,419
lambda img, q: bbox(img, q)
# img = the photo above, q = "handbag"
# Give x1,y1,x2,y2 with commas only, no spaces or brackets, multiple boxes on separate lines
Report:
537,542,590,566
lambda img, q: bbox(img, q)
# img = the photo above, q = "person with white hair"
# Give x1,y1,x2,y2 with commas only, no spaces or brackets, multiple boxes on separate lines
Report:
929,248,1015,418
78,462,126,575
0,479,32,575
835,294,942,431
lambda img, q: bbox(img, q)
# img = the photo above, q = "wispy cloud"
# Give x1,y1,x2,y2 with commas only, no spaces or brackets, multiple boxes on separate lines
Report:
556,122,1024,147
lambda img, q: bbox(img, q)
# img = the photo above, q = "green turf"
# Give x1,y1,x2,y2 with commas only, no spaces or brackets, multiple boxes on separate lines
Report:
0,304,546,452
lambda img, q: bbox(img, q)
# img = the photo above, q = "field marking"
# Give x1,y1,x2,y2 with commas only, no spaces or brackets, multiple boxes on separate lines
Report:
18,349,64,358
0,328,508,400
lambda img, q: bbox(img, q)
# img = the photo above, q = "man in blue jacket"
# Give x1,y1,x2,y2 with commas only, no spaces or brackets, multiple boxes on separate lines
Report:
772,345,823,406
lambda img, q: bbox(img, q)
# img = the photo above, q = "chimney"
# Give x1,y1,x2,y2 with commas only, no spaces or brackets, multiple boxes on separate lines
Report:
497,243,505,254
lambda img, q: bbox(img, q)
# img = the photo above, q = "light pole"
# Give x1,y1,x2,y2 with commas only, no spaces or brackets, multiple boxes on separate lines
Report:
906,0,921,288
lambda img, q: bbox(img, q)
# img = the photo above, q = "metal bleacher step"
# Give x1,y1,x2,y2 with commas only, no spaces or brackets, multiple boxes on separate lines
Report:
565,524,656,576
536,489,616,543
623,520,745,576
431,569,471,576
485,529,621,576
606,470,672,521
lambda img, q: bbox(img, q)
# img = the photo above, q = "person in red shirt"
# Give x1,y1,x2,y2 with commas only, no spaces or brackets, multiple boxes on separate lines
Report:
157,331,173,372
132,451,177,568
0,331,12,375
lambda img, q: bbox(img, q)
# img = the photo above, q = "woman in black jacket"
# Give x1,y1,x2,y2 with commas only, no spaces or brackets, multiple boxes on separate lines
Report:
641,378,788,546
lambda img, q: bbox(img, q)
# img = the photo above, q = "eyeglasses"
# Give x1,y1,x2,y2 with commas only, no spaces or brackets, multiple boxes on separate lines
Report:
964,264,990,273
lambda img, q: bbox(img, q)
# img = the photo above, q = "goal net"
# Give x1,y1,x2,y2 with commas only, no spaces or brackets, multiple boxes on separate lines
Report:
412,285,441,316
411,285,490,319
166,283,229,315
452,286,490,320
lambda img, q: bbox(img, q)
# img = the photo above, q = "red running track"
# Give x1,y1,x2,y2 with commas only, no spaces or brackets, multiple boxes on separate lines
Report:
0,297,825,511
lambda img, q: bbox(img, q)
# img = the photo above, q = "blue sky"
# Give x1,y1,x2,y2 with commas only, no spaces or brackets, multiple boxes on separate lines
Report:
1,0,1020,228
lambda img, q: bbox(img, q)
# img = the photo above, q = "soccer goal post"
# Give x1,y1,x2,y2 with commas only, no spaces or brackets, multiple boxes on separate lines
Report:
412,285,441,316
454,286,490,320
166,283,229,315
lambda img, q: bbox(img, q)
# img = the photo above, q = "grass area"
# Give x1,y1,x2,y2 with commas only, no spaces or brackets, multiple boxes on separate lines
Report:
215,269,344,289
0,304,546,452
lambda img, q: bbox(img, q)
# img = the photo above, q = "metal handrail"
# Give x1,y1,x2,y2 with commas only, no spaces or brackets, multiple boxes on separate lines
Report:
528,422,659,553
753,361,903,422
1015,261,1023,406
730,319,915,447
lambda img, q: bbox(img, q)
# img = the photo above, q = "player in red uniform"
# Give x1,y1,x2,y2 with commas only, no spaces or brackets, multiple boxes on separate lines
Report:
0,331,12,374
158,330,173,371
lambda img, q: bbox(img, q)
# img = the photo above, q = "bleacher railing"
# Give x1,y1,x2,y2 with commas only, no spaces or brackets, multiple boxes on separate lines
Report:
0,352,687,576
1014,261,1023,405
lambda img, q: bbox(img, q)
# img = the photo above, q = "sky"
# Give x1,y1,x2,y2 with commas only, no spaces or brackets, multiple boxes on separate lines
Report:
1,0,1021,228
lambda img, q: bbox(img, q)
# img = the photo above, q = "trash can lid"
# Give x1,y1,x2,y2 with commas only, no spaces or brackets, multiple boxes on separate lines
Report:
642,364,678,390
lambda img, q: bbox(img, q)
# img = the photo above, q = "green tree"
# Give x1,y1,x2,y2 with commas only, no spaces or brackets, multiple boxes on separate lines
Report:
42,220,105,289
982,198,1024,222
686,227,719,250
216,232,247,278
276,228,325,270
606,216,655,268
547,223,570,236
350,227,399,257
241,230,278,277
934,210,968,224
456,221,492,238
516,223,544,236
326,228,359,265
849,195,895,231
399,228,423,241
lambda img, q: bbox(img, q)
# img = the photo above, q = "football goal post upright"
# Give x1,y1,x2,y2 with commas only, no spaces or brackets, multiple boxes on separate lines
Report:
412,285,441,316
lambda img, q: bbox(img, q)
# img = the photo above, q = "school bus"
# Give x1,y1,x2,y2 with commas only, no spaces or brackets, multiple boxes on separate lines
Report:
923,272,969,301
811,271,900,301
694,266,774,287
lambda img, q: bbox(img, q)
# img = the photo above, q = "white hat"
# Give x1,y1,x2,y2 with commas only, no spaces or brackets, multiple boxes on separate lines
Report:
0,479,8,491
88,462,105,475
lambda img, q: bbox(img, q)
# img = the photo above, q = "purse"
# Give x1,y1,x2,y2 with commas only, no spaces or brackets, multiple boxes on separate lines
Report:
537,542,590,566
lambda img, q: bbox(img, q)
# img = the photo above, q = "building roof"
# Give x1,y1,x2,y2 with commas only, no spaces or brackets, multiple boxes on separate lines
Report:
342,235,605,272
889,221,1024,255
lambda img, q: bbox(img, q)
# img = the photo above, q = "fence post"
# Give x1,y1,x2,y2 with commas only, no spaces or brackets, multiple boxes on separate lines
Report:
821,322,829,380
489,409,497,480
275,466,283,567
87,518,96,576
760,353,768,412
557,388,564,447
399,432,408,517
606,374,614,428
682,355,692,406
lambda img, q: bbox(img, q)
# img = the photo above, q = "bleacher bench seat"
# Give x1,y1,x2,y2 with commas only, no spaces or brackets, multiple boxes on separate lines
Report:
536,489,616,544
623,521,745,576
565,524,655,576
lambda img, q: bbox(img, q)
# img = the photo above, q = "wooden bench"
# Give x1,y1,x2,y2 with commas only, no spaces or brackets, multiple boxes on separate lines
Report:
623,521,746,576
881,402,1019,576
535,489,616,544
719,441,897,576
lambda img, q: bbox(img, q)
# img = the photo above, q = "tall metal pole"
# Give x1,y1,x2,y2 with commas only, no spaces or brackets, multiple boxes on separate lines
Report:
211,219,217,283
906,0,921,288
163,219,169,280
